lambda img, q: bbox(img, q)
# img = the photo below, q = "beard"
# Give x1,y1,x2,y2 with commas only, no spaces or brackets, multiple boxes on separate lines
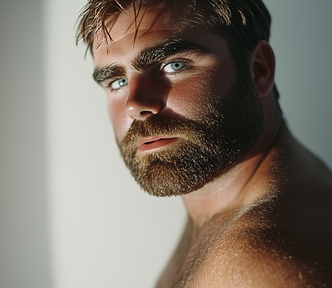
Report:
118,70,265,197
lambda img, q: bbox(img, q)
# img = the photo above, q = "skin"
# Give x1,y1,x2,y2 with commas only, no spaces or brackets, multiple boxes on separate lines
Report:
92,6,332,288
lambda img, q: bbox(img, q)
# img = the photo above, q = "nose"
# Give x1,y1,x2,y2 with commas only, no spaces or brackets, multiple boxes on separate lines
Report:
125,75,167,120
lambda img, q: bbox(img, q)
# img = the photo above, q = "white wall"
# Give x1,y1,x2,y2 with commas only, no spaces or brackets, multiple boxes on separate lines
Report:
0,1,52,287
0,1,331,288
266,0,332,166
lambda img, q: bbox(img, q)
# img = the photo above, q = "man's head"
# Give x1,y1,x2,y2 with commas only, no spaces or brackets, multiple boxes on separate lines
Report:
76,0,277,196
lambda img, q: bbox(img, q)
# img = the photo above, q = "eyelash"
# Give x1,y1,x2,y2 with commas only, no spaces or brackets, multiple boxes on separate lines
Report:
161,59,190,75
108,77,128,91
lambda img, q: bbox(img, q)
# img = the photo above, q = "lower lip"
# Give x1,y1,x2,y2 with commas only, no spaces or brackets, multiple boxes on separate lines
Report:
139,138,178,152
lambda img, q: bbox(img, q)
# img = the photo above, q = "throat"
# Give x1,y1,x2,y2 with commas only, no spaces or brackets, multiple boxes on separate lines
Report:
181,148,275,230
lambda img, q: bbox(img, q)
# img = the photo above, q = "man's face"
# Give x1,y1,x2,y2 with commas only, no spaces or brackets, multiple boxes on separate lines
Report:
93,6,264,196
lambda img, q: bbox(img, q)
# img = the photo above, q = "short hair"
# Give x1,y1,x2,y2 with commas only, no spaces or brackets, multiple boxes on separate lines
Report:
76,0,279,100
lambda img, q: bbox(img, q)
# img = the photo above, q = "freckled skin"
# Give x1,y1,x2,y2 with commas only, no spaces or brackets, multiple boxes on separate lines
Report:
92,6,332,288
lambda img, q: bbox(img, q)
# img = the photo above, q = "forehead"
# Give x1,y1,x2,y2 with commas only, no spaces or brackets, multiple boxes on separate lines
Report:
93,5,179,50
92,4,234,75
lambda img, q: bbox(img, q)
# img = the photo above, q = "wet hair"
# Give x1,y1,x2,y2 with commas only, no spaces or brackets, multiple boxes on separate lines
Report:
76,0,279,100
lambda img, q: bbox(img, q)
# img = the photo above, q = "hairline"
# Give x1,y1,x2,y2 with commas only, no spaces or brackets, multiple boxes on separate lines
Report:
82,1,279,101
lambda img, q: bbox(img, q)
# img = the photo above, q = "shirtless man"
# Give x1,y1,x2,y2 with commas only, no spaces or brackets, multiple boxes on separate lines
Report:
76,0,332,286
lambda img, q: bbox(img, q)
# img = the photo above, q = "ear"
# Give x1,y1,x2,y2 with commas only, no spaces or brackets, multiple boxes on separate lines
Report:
251,40,275,98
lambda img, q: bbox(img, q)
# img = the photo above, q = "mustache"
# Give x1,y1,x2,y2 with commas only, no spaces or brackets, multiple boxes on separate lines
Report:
119,114,206,151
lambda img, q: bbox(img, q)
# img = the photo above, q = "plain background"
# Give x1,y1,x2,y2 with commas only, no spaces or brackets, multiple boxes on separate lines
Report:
0,0,331,287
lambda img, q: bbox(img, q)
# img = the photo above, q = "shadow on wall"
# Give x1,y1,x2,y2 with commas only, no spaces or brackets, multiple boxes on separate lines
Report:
0,1,52,288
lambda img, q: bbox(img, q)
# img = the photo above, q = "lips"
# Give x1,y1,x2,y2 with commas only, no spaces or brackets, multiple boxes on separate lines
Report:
138,137,179,152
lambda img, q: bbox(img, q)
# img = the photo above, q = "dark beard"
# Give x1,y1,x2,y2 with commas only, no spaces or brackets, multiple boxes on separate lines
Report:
118,73,265,197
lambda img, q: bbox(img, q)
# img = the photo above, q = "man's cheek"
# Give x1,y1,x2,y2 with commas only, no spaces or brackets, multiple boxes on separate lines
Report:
109,106,131,144
167,78,213,119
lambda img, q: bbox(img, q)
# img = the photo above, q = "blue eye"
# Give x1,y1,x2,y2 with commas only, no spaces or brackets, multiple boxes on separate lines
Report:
163,62,185,73
111,77,128,90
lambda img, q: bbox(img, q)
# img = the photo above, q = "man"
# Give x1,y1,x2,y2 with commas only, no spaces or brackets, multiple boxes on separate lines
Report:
76,0,332,286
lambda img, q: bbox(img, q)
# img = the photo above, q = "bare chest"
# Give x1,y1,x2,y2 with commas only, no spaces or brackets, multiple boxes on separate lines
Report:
155,201,327,288
156,212,245,288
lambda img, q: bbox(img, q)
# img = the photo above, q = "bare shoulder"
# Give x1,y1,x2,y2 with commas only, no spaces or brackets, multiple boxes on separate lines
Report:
194,199,331,288
157,125,332,288
193,134,332,288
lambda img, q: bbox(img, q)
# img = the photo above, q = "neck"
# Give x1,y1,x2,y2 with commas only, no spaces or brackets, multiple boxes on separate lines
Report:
181,94,282,231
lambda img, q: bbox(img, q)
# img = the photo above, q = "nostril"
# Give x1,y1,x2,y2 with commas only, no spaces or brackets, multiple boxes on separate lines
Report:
140,110,154,117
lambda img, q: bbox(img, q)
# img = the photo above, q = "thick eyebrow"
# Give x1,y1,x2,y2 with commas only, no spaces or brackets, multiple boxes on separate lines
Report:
92,39,212,84
132,39,212,71
93,65,126,84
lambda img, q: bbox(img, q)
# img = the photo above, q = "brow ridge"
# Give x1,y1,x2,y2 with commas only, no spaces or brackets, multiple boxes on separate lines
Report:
132,39,212,71
93,39,211,83
93,65,126,83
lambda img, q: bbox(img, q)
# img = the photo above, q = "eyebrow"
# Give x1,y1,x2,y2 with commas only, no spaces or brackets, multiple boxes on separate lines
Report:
93,65,125,83
93,39,212,84
132,39,212,71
